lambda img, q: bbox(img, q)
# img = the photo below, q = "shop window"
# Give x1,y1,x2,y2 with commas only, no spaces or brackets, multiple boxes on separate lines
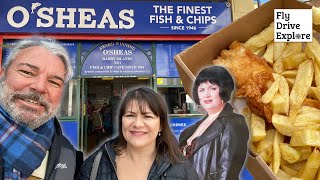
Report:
56,79,78,118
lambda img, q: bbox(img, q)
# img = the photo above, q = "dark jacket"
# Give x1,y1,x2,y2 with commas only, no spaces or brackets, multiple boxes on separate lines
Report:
77,138,199,180
0,118,83,180
179,103,249,180
45,118,83,180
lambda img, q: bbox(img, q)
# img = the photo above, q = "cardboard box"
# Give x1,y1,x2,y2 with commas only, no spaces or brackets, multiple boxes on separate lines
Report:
174,0,318,179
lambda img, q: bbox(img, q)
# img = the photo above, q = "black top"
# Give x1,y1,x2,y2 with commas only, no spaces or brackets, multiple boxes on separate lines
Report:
77,138,199,180
179,103,249,180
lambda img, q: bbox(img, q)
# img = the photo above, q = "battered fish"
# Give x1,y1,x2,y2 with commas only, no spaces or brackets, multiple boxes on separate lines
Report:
212,41,274,122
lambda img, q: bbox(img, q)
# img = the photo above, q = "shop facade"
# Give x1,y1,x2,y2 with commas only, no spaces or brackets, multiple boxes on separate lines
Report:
0,0,234,153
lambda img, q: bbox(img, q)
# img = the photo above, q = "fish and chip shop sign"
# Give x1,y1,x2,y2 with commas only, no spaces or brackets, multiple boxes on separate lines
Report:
0,0,231,35
81,42,152,77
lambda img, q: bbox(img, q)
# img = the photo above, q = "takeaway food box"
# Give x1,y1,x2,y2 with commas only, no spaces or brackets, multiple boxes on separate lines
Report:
174,0,318,179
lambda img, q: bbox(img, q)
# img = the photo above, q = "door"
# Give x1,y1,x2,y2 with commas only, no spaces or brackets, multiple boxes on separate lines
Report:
80,78,88,151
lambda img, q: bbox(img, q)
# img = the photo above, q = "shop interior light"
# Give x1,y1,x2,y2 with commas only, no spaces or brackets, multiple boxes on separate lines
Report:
137,77,149,80
101,77,114,80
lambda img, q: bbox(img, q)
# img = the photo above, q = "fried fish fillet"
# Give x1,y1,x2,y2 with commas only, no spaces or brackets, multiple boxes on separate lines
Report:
212,41,274,122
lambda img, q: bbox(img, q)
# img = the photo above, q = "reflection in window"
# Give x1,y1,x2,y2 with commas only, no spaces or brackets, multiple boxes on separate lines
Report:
57,79,77,117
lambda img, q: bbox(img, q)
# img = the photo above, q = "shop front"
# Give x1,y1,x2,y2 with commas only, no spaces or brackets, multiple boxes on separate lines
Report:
79,41,154,152
80,40,204,153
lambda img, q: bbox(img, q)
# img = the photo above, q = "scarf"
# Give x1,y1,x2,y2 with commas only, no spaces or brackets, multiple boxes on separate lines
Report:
0,105,54,179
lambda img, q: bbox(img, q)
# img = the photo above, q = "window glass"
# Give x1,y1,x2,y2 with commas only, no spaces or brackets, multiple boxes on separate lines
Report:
56,79,78,117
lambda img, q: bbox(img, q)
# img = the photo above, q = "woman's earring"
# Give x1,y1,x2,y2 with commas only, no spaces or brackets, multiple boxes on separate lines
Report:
158,132,161,136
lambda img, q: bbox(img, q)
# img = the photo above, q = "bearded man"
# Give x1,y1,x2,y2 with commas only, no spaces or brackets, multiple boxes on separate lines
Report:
0,38,83,180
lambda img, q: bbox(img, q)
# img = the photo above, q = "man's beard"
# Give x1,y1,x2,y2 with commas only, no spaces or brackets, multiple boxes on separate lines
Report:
0,75,59,129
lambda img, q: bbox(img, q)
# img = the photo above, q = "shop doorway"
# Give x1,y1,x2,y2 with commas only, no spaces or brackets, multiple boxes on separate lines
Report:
82,77,151,155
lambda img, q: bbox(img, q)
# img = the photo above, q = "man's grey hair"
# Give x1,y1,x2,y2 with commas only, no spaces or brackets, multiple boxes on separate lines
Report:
3,37,73,83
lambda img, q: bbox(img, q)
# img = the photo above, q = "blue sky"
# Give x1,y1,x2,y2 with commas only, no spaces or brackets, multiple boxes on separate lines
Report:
256,0,270,4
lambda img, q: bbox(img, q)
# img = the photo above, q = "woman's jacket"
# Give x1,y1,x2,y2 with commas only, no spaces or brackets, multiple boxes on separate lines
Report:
179,103,249,180
77,138,199,180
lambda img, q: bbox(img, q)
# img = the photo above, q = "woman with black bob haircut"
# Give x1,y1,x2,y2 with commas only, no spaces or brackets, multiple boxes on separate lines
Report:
179,66,249,180
192,65,234,105
78,87,198,180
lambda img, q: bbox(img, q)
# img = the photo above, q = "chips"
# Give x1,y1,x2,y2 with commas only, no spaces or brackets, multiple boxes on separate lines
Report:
241,17,320,179
290,130,320,147
256,129,275,162
261,74,280,104
244,22,274,52
282,53,308,70
313,6,320,25
280,143,300,164
289,60,314,121
272,114,295,136
300,148,320,180
292,109,320,126
273,130,284,174
305,37,320,68
250,113,266,142
263,42,274,65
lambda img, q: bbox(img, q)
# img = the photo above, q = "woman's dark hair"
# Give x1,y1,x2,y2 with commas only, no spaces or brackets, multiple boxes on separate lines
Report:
193,66,235,104
114,87,182,163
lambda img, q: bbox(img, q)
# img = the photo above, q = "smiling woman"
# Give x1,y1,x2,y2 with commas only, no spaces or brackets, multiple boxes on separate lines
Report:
77,87,199,180
120,100,161,151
